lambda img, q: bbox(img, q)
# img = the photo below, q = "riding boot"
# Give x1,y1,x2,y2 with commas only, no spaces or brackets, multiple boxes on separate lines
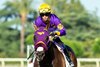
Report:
63,48,74,67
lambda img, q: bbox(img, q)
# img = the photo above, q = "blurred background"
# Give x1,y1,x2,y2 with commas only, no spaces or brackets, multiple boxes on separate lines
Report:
0,0,100,59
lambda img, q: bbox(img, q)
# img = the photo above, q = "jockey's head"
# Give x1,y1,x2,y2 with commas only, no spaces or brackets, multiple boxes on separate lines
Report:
38,3,51,23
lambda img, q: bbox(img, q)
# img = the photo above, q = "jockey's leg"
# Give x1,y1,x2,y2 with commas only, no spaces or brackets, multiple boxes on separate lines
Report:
53,37,74,67
63,47,74,67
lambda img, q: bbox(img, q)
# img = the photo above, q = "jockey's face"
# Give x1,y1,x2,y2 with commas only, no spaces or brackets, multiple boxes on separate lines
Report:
42,15,49,22
40,13,50,23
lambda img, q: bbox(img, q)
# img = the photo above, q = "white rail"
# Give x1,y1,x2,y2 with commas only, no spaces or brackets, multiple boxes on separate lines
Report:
0,58,27,67
0,58,100,67
77,58,100,67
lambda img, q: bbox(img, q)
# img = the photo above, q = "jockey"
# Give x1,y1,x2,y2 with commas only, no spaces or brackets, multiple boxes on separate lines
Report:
34,3,74,67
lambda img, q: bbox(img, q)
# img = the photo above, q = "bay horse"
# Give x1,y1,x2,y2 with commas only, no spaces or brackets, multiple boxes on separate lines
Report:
32,25,77,67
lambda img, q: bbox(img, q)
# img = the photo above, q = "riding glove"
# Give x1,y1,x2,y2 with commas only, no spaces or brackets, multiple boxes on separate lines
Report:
54,31,60,36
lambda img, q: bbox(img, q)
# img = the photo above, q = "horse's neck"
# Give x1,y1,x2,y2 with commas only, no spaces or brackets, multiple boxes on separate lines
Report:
51,42,69,67
48,41,57,48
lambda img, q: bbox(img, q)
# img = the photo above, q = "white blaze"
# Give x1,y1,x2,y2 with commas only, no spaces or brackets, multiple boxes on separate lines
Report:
37,47,44,52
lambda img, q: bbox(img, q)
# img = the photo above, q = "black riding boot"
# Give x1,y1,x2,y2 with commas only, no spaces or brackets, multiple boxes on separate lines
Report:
63,48,74,67
53,37,74,67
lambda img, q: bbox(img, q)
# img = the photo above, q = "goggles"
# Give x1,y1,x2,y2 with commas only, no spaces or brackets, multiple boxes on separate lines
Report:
40,12,50,17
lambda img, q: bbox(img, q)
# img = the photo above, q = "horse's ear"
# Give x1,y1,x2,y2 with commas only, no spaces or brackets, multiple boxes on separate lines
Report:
33,24,38,31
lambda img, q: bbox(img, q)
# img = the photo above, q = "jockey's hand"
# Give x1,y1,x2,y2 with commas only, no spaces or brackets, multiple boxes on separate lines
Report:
49,31,60,41
54,31,60,36
50,31,60,36
50,32,55,36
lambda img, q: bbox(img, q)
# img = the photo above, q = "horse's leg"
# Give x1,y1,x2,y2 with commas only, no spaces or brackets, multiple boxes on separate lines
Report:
53,47,66,67
65,45,77,67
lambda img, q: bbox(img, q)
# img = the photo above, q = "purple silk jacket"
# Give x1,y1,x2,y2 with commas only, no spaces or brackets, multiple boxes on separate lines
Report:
34,14,66,36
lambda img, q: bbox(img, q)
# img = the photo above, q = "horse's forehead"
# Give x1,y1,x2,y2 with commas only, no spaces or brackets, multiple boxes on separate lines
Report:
35,29,48,36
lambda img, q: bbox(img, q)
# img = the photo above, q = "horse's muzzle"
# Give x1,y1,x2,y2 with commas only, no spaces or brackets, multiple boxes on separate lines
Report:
35,50,45,61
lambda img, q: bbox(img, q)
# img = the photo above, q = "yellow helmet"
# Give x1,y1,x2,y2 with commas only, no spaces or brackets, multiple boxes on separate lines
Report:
39,3,51,13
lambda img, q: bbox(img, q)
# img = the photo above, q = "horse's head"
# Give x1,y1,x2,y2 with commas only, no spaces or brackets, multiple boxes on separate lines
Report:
33,25,50,61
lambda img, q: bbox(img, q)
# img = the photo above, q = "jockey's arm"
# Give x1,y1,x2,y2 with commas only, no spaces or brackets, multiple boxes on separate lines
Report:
55,23,66,36
53,16,66,36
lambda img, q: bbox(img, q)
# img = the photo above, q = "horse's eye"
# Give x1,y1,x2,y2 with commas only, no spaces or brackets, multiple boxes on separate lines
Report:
34,35,37,41
45,36,49,41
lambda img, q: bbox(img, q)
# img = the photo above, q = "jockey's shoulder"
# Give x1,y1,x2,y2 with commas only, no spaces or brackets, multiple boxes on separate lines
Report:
50,14,58,18
51,14,57,17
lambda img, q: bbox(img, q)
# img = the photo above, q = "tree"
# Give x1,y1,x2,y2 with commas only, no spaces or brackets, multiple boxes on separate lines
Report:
0,19,20,57
92,38,100,57
3,0,34,57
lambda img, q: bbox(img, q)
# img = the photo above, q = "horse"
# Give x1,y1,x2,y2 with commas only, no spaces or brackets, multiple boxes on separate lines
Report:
32,25,77,67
